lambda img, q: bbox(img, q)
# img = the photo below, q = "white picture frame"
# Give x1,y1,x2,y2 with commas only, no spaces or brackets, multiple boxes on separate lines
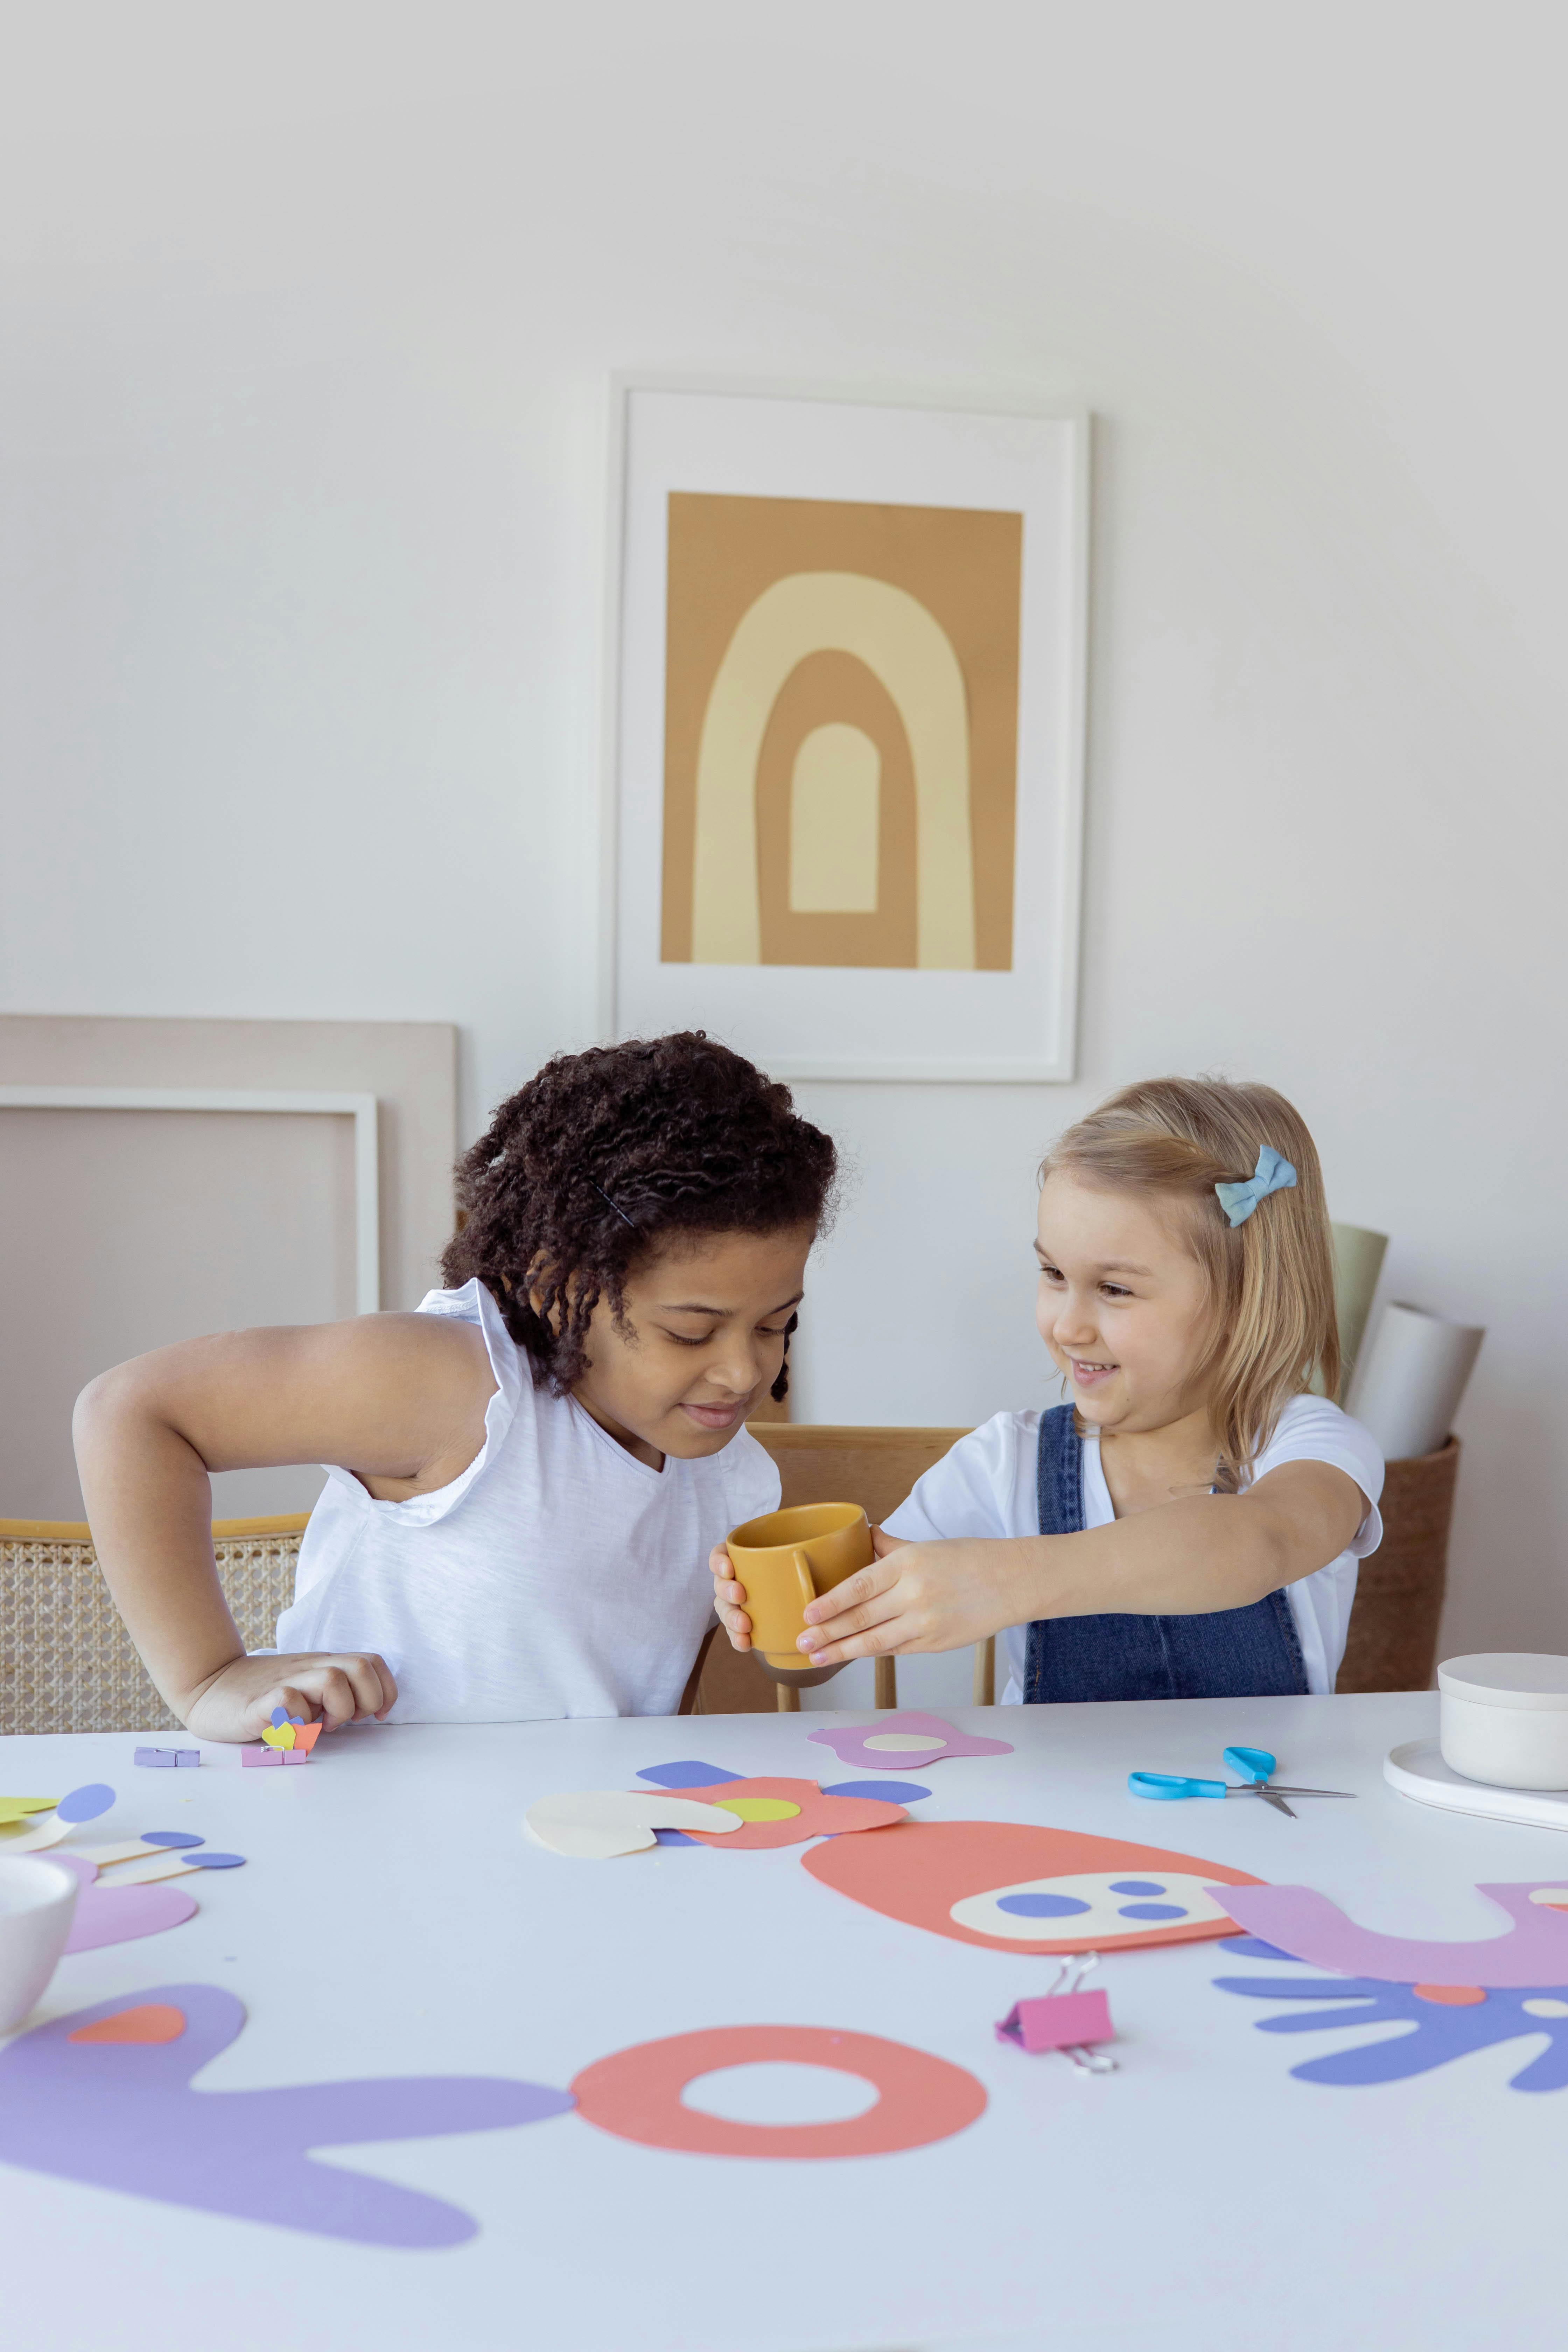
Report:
0,1087,380,1313
600,378,1089,1082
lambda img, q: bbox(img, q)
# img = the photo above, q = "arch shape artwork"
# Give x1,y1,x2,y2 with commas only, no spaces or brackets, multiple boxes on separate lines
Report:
690,572,977,969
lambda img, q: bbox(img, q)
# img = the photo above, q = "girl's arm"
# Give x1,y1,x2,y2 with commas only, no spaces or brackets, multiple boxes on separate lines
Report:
793,1460,1370,1667
73,1315,496,1742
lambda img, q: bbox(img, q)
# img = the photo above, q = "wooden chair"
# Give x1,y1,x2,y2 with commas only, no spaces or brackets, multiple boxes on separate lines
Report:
1337,1437,1459,1692
0,1514,307,1736
691,1424,971,1716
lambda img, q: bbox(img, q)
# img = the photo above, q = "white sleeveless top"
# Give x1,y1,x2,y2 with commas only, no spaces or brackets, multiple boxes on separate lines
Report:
274,1279,779,1722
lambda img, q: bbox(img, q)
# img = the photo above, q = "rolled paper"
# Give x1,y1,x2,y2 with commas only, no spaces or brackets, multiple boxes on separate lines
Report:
1348,1300,1483,1462
1330,1222,1388,1401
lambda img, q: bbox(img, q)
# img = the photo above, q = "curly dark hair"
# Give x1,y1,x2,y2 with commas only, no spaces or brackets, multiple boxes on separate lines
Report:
440,1032,837,1400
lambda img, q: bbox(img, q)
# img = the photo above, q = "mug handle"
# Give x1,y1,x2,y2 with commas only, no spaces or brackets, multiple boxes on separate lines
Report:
789,1549,818,1614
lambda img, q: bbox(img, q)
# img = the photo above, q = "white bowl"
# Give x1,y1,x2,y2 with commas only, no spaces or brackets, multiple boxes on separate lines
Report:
0,1855,80,2033
1438,1653,1568,1790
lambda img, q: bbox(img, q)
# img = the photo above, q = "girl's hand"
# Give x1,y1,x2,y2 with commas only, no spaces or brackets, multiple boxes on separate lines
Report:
182,1651,399,1744
797,1528,1022,1666
709,1543,752,1651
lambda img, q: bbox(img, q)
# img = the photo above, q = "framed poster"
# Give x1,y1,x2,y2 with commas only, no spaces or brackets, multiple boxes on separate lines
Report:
603,382,1088,1080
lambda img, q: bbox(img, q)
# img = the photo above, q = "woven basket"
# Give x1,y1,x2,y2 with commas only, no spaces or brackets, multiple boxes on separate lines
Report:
1336,1438,1460,1693
0,1516,305,1736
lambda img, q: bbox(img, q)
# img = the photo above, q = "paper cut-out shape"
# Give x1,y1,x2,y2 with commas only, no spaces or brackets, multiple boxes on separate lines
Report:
1,1783,117,1854
571,2024,985,2158
44,1854,198,1953
1213,1938,1568,2090
270,1707,304,1728
804,1822,1261,1953
261,1724,296,1750
0,1797,59,1822
996,1990,1113,2054
822,1779,932,1803
141,1831,204,1850
1216,1881,1568,1989
260,1714,321,1756
180,1851,245,1870
134,1749,200,1769
807,1713,1013,1771
637,1760,744,1789
675,1777,907,1850
0,1984,576,2246
69,2003,188,2046
525,1791,743,1860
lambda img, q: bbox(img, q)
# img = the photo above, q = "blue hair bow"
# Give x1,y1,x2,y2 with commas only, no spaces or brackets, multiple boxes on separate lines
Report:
1215,1145,1297,1228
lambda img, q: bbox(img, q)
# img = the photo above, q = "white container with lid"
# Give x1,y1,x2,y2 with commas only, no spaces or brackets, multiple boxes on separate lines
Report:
1438,1653,1568,1790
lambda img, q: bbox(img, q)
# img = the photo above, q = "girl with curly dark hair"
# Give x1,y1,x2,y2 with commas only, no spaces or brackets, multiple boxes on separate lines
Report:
75,1034,837,1736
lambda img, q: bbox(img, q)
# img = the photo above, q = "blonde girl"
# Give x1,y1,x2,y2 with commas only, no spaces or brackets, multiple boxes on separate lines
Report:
713,1076,1383,1702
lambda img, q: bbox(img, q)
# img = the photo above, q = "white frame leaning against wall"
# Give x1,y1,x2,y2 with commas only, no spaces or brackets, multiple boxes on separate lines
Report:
0,1088,381,1315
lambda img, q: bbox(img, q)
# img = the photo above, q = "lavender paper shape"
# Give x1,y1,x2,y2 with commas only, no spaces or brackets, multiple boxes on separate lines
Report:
1214,1881,1568,1988
807,1712,1013,1772
0,1985,575,2247
1213,1937,1568,2090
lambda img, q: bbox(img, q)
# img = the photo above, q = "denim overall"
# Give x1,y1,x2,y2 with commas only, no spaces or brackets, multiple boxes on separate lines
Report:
1022,1403,1308,1703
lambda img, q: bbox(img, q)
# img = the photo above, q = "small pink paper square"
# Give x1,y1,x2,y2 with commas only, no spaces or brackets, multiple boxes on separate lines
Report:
240,1746,281,1769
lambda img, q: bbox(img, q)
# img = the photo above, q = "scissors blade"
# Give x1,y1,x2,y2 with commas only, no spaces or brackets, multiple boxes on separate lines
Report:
1255,1788,1297,1818
1264,1785,1356,1799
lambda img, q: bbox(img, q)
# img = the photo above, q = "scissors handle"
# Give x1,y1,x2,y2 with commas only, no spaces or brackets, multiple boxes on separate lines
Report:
1222,1745,1278,1784
1128,1772,1229,1800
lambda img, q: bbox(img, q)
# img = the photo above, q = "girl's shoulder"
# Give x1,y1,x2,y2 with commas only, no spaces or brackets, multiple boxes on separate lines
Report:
1255,1392,1385,1502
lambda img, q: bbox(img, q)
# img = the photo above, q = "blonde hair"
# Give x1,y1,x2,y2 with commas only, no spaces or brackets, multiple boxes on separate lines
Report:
1040,1075,1338,1481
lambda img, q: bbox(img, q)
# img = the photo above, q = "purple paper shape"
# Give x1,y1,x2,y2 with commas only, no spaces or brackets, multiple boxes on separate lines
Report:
46,1855,198,1954
270,1708,305,1730
821,1780,932,1803
1212,1943,1568,2091
0,1984,576,2247
141,1832,204,1850
652,1827,700,1847
57,1784,115,1825
807,1713,1014,1771
181,1851,245,1870
996,1990,1114,2054
1214,1882,1568,1989
637,1760,744,1788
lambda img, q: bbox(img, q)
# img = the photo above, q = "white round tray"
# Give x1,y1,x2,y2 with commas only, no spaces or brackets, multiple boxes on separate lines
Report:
1385,1737,1568,1831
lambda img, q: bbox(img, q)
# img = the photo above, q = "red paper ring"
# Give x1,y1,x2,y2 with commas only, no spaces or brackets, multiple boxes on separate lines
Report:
569,2024,986,2159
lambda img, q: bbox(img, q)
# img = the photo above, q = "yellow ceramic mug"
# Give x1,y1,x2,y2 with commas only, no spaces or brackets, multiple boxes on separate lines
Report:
724,1502,875,1686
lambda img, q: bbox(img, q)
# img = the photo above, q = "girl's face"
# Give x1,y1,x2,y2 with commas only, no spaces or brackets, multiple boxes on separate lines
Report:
571,1222,815,1468
1035,1172,1215,1436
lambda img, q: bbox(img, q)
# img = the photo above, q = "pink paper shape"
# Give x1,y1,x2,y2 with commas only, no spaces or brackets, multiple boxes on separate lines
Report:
996,1990,1113,2053
0,1983,574,2248
807,1712,1013,1771
46,1853,198,1953
1214,1881,1568,1989
241,1747,280,1768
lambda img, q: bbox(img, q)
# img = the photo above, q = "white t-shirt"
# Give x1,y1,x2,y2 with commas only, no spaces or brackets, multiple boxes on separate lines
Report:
881,1394,1384,1701
274,1279,779,1722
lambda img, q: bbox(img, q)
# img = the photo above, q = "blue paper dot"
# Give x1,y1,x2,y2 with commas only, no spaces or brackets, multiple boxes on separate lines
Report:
140,1831,205,1850
1118,1901,1186,1920
652,1827,700,1847
182,1851,246,1869
821,1780,932,1803
57,1784,114,1825
637,1760,743,1788
998,1892,1093,1918
1109,1879,1166,1896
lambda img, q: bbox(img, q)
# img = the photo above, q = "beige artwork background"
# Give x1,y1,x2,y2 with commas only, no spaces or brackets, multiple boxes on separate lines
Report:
661,493,1022,969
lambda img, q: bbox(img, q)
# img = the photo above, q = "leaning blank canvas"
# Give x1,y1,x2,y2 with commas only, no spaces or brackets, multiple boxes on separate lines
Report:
607,386,1088,1081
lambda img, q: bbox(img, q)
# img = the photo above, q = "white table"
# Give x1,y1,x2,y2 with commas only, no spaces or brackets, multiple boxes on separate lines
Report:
2,1691,1562,2352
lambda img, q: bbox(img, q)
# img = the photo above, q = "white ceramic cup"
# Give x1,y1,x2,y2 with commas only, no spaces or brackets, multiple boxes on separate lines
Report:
1438,1653,1568,1791
0,1855,80,2034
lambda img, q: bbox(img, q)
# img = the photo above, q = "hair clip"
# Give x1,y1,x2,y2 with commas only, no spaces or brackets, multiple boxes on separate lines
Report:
1215,1145,1296,1228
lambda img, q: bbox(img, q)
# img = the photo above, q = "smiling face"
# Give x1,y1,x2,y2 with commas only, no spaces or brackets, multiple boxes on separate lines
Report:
567,1222,815,1468
1034,1172,1217,1437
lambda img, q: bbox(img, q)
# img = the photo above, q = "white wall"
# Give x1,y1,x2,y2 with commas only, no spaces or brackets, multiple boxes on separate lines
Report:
3,3,1565,1656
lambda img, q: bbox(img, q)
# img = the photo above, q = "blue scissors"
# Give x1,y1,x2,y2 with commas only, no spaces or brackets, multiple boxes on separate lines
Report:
1128,1745,1354,1820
